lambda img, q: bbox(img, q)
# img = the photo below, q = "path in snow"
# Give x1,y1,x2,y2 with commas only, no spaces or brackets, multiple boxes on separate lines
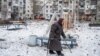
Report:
0,21,100,56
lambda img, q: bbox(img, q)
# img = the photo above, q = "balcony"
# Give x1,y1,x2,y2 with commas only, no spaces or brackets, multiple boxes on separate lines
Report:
8,8,11,12
13,4,19,7
91,5,96,9
91,9,96,15
79,9,84,12
91,0,97,5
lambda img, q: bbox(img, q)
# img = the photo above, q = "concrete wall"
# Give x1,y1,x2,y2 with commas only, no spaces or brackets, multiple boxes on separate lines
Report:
25,0,33,19
0,0,11,20
0,0,27,20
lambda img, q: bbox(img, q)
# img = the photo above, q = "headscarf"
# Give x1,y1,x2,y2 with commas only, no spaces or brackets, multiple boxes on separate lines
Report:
57,18,64,27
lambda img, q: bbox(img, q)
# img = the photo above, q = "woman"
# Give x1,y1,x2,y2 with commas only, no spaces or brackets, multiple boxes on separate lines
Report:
48,18,66,56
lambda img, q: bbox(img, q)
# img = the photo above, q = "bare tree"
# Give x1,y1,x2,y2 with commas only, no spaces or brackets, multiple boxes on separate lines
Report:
33,0,42,15
0,0,1,11
97,1,100,20
1,4,8,20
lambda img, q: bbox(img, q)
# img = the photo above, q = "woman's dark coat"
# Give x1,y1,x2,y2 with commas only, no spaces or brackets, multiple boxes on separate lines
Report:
48,22,66,51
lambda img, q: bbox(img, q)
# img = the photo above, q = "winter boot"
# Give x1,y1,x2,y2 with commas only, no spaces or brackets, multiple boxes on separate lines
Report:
49,50,55,54
58,53,64,56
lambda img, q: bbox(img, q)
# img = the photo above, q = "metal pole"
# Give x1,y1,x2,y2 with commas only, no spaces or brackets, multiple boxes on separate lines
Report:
65,40,72,53
46,38,50,56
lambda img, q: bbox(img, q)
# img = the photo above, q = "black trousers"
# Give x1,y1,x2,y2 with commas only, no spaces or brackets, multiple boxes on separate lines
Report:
49,50,62,55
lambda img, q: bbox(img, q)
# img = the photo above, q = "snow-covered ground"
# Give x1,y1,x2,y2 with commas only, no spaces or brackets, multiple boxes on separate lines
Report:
0,20,100,56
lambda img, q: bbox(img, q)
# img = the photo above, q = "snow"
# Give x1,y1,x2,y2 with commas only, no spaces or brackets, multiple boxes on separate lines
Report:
0,20,100,56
